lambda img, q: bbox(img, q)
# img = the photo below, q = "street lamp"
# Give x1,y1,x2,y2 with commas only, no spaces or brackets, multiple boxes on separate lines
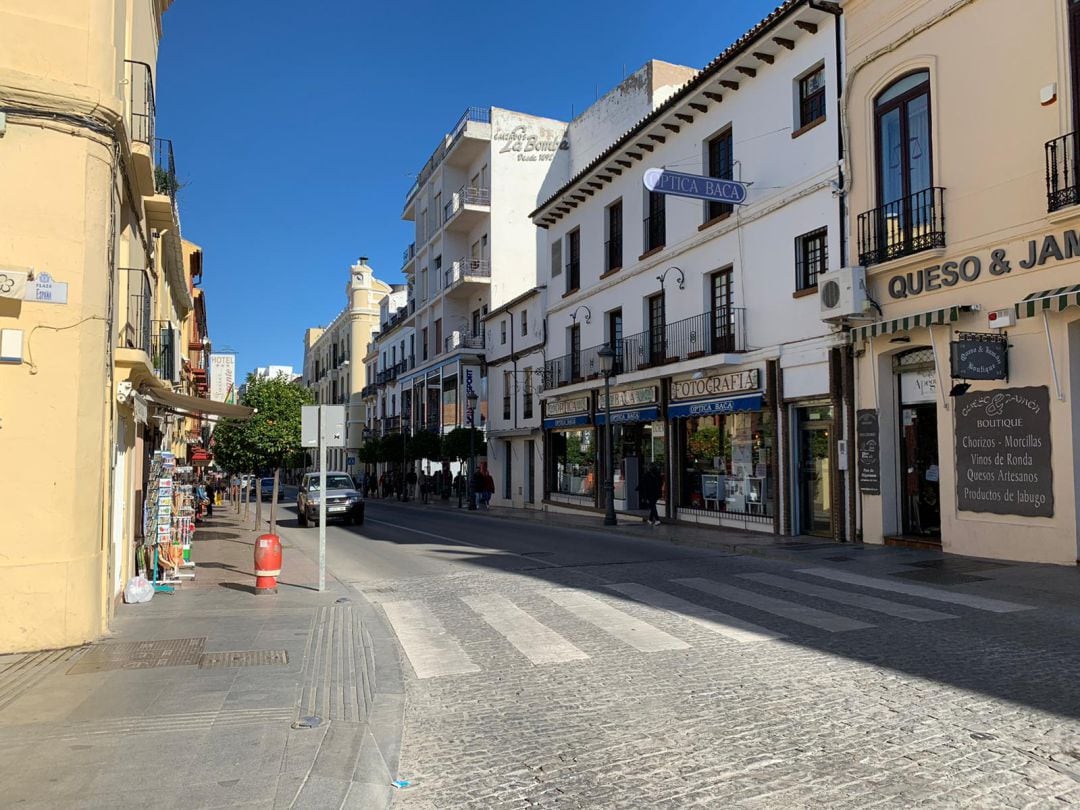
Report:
598,343,617,527
466,389,479,511
400,427,410,502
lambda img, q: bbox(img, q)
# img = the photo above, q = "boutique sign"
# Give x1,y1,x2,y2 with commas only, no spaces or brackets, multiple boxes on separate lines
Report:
885,229,1080,300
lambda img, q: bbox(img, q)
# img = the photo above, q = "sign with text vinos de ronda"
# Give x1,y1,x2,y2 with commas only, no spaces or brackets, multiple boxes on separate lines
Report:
643,168,749,205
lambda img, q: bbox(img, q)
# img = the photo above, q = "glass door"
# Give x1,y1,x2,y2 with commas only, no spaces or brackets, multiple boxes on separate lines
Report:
796,405,833,537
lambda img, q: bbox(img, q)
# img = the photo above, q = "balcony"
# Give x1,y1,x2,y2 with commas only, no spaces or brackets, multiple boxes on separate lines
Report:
124,60,156,195
402,242,416,269
443,185,490,232
543,308,746,389
857,187,946,267
444,257,492,293
404,106,492,213
444,331,485,353
642,210,666,255
1046,132,1080,213
119,268,152,353
145,138,180,232
150,320,176,382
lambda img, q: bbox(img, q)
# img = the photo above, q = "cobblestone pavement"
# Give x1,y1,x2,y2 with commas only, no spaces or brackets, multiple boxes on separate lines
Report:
337,503,1080,809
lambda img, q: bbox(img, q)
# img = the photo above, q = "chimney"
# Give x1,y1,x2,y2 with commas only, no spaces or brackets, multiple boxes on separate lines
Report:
359,256,368,264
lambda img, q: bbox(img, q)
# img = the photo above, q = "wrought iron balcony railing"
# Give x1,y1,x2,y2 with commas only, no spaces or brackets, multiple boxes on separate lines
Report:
123,60,155,145
1046,132,1080,212
857,187,946,266
119,268,152,352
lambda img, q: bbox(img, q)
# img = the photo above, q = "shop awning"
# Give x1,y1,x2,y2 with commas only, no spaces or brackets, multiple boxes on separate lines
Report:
1015,285,1080,318
143,387,256,420
850,305,970,343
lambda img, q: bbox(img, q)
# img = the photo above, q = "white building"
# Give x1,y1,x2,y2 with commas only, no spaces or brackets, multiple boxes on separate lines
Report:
253,364,296,382
302,258,391,472
531,0,850,538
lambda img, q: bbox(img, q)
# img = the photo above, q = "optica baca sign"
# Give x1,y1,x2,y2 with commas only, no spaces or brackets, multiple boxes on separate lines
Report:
643,168,748,205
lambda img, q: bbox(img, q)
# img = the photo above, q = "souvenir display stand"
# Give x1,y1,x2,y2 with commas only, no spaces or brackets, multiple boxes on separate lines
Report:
142,451,199,592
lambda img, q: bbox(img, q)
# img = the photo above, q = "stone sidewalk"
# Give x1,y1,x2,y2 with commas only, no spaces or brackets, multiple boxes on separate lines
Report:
0,506,404,810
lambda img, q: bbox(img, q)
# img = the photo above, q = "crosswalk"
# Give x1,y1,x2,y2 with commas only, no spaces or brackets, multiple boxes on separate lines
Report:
377,570,1034,679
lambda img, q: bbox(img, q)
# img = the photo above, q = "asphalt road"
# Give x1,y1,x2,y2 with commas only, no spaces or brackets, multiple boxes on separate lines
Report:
271,496,1080,808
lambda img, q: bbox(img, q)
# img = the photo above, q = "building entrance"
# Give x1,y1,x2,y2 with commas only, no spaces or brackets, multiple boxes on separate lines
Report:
896,348,941,540
796,404,832,537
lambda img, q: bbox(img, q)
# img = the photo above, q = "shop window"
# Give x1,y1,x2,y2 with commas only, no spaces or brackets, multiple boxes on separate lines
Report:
797,65,826,131
795,228,828,291
550,428,596,497
679,411,774,521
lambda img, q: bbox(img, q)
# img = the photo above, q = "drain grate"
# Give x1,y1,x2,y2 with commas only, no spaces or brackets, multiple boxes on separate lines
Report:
198,650,288,669
68,638,206,674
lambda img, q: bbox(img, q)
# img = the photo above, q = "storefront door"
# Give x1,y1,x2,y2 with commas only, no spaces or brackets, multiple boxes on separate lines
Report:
896,349,941,540
796,404,832,537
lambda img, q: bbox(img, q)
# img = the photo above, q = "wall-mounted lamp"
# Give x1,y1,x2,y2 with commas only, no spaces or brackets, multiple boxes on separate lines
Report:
657,266,685,291
569,305,592,326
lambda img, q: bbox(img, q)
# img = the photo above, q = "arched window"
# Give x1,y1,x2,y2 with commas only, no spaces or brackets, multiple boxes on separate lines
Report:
875,70,932,206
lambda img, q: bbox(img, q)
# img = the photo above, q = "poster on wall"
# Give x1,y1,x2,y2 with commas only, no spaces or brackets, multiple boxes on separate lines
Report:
856,410,880,495
954,386,1053,517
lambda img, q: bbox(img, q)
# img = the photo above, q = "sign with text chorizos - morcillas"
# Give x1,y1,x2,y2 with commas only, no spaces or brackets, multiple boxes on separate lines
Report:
856,409,880,495
642,168,749,205
954,386,1053,517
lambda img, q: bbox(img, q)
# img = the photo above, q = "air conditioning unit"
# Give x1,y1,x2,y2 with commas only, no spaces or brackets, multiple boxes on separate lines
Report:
819,266,868,323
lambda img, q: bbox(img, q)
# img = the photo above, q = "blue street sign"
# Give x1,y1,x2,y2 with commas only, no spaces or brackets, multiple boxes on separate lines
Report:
642,168,749,205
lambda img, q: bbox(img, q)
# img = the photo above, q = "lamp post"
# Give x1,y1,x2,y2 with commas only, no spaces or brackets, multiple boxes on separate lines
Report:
466,389,479,511
598,344,617,527
400,427,409,502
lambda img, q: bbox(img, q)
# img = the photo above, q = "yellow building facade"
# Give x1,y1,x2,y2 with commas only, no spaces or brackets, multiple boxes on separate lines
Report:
844,0,1080,563
0,0,198,651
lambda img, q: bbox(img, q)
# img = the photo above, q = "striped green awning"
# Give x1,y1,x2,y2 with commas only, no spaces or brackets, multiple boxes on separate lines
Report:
1015,286,1080,318
850,305,966,343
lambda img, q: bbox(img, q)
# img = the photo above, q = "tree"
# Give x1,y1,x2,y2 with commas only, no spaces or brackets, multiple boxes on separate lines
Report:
379,432,406,465
441,427,486,462
407,429,442,462
211,374,313,527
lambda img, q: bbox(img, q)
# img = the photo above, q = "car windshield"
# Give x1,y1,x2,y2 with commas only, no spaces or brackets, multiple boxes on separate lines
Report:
261,478,274,486
308,475,354,491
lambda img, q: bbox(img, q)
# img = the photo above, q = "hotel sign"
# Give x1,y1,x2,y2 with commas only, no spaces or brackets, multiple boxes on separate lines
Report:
643,168,749,205
671,369,759,402
598,386,657,410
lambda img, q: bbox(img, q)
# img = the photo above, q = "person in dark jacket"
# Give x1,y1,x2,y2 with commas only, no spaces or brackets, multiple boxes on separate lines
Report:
637,465,663,526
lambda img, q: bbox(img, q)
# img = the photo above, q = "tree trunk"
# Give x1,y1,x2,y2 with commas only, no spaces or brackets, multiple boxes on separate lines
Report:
255,477,263,532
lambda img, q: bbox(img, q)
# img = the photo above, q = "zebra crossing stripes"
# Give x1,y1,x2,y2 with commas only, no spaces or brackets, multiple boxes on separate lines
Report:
737,573,959,622
381,600,480,679
605,582,785,643
673,578,875,633
542,589,691,652
463,594,589,665
799,569,1034,613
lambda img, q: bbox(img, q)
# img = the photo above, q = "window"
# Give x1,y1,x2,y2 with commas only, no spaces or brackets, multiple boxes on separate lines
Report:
569,323,581,380
706,129,734,222
523,367,534,419
434,255,442,289
421,327,428,361
500,320,507,345
420,268,428,301
434,318,442,354
606,200,623,272
551,428,596,496
643,191,665,252
798,65,826,130
566,229,580,293
710,269,734,353
607,308,623,373
521,308,528,337
551,238,562,277
503,370,512,419
647,293,665,365
795,228,828,291
472,308,481,337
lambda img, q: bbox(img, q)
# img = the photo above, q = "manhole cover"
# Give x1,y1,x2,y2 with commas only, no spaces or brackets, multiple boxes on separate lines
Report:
198,650,288,669
67,638,206,674
292,715,323,729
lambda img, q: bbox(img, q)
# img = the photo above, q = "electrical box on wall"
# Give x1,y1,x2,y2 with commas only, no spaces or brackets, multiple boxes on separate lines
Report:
988,309,1015,329
819,267,868,323
0,329,24,363
836,439,848,470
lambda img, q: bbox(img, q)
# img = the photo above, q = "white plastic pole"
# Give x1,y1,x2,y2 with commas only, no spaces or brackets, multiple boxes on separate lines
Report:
319,405,327,592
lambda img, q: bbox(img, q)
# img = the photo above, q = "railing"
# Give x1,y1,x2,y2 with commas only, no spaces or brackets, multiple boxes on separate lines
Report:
445,258,492,290
643,210,665,253
385,415,401,432
150,320,175,381
445,331,485,352
444,185,491,222
1046,132,1080,212
120,269,152,352
542,309,746,390
857,187,946,266
402,242,416,266
405,106,491,207
154,138,178,204
605,236,622,273
124,60,155,145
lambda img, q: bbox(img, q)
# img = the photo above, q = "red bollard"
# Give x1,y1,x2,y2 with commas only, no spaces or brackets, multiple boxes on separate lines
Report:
254,533,282,595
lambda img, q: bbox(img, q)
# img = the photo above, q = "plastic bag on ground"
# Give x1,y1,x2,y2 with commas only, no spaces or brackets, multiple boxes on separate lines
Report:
123,575,154,604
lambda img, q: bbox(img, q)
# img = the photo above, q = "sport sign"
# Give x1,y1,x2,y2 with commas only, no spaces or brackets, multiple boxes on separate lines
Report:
642,168,749,205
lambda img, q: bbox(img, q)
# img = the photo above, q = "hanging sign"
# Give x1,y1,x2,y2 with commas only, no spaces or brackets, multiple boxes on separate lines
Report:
954,386,1053,517
642,168,749,205
0,267,29,300
856,409,880,495
949,333,1008,381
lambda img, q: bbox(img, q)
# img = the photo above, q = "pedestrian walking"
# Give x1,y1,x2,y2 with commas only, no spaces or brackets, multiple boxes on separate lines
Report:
481,465,495,509
406,468,417,501
637,464,663,526
205,481,215,518
420,472,430,504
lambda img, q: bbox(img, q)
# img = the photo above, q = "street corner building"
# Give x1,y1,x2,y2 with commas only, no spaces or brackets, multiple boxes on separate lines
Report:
0,1,234,652
841,0,1080,563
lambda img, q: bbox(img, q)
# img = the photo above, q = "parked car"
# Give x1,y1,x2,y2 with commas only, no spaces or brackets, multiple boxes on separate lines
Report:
297,471,364,527
260,477,286,500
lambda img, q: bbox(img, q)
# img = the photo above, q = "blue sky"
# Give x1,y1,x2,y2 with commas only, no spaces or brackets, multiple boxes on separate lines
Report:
156,1,780,376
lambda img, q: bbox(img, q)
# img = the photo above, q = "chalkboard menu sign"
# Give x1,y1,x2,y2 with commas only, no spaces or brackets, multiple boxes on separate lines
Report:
856,409,880,495
949,333,1008,381
954,386,1053,517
